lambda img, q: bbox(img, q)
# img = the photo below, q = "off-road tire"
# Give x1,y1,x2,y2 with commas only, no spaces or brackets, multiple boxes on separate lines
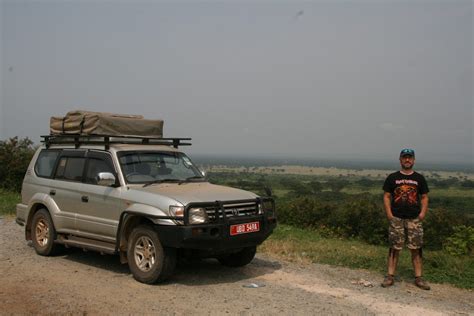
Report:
127,225,176,284
31,209,60,256
218,246,257,267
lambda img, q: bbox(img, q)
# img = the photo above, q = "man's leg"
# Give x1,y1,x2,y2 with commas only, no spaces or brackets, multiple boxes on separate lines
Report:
408,219,430,290
382,248,399,287
382,217,403,287
410,248,422,277
388,248,400,276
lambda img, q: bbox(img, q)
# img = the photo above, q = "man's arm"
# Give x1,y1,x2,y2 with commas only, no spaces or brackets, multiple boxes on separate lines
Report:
418,194,429,221
383,192,394,220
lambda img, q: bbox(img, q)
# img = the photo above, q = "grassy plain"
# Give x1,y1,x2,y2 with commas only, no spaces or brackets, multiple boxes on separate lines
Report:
0,189,19,215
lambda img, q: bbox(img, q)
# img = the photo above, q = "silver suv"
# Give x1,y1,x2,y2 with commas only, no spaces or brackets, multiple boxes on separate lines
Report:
16,135,276,284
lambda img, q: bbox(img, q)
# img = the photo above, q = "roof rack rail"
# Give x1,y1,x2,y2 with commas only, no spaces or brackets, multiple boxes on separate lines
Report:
41,134,192,150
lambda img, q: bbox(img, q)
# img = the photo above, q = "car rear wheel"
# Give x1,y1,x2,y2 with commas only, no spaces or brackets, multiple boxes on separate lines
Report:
31,209,60,256
127,225,176,284
218,246,256,267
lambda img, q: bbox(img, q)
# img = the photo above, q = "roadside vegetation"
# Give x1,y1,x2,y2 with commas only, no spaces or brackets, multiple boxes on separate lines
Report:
0,137,35,215
0,137,36,192
1,136,472,288
0,189,20,215
260,224,474,289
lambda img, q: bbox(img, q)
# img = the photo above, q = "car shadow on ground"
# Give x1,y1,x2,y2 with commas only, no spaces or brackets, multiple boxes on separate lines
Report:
58,247,130,275
59,247,282,286
172,256,282,286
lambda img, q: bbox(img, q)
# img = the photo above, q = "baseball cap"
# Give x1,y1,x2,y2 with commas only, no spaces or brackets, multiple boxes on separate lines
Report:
400,148,415,157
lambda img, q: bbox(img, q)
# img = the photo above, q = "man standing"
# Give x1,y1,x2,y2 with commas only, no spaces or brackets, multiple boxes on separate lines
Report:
381,148,430,290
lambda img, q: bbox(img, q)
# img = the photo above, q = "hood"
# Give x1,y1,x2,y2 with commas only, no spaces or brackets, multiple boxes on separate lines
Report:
136,182,258,205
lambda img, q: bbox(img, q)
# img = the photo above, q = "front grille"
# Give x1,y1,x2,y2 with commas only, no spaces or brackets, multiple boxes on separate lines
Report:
205,201,259,222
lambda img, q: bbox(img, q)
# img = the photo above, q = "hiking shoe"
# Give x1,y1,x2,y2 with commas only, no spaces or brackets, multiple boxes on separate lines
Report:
415,277,431,290
381,275,394,288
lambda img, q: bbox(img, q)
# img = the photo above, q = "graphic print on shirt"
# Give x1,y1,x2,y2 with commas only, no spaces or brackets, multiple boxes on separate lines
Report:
394,179,419,206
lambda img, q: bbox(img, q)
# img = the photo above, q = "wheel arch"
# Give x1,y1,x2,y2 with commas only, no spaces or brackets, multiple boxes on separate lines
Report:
24,193,61,241
25,203,49,241
116,212,163,264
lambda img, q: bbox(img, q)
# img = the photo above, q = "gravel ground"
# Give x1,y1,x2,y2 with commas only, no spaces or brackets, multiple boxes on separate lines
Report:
0,216,473,315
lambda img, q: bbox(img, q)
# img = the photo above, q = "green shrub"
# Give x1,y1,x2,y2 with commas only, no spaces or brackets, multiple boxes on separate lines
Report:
0,137,36,192
423,208,467,250
326,199,386,245
277,197,333,228
444,226,474,256
277,196,387,245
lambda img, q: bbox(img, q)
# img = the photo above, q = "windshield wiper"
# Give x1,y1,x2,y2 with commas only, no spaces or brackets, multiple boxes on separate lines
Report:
143,178,182,187
177,176,206,185
185,176,205,181
143,176,205,187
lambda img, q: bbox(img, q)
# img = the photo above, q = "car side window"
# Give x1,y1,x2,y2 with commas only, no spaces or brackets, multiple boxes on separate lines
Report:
34,150,60,178
55,157,86,182
84,158,115,185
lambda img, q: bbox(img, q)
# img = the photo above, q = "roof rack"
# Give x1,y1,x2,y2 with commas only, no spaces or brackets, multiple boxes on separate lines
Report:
41,134,192,150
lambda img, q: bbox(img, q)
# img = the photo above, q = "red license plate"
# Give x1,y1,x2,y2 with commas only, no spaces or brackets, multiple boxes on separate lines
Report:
230,222,260,236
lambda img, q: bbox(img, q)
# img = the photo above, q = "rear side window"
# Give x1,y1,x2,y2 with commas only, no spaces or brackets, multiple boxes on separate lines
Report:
34,150,60,178
55,157,86,182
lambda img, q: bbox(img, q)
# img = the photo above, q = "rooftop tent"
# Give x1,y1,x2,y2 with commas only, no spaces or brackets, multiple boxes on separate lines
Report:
50,110,163,138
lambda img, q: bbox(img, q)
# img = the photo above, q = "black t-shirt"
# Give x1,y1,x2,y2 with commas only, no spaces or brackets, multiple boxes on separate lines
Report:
383,171,429,219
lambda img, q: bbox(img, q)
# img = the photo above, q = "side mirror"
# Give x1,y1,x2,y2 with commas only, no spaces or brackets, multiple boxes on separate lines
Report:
97,172,117,187
201,170,207,178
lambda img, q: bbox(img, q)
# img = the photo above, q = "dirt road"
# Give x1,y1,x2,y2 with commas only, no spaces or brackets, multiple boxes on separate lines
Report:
1,217,472,315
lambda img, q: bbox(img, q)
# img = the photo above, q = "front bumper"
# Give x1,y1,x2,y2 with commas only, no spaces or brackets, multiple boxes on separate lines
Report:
155,215,277,251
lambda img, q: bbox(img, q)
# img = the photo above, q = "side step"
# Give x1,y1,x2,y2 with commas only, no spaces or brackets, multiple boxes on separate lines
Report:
57,235,116,255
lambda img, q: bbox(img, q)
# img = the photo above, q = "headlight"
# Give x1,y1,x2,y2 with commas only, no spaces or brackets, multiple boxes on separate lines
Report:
169,205,184,217
188,207,209,224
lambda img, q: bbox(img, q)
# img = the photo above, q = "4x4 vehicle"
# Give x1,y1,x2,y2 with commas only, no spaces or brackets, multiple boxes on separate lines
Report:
16,134,276,284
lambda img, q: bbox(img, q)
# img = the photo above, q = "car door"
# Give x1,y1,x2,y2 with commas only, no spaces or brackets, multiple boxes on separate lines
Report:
75,150,123,241
50,150,87,233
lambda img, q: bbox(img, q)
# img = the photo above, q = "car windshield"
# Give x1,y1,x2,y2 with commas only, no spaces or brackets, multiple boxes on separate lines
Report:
118,151,204,184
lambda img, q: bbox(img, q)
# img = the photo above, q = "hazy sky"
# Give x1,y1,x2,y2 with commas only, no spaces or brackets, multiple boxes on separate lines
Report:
1,0,472,165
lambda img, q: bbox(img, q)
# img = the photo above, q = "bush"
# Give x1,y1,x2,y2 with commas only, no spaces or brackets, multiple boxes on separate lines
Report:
277,196,387,245
277,197,333,228
461,180,474,188
423,208,467,250
276,194,471,249
444,226,474,256
0,137,36,192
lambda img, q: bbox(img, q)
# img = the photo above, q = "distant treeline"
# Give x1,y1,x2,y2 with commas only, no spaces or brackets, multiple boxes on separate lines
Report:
193,155,474,173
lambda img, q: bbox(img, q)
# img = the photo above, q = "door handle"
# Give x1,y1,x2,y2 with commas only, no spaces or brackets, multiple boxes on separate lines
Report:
49,190,56,196
81,196,89,203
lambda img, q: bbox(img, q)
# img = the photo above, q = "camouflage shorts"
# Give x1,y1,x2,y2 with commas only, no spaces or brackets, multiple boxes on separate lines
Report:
389,217,423,250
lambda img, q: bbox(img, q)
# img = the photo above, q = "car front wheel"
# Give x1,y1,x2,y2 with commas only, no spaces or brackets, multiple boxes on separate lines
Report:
127,225,176,284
